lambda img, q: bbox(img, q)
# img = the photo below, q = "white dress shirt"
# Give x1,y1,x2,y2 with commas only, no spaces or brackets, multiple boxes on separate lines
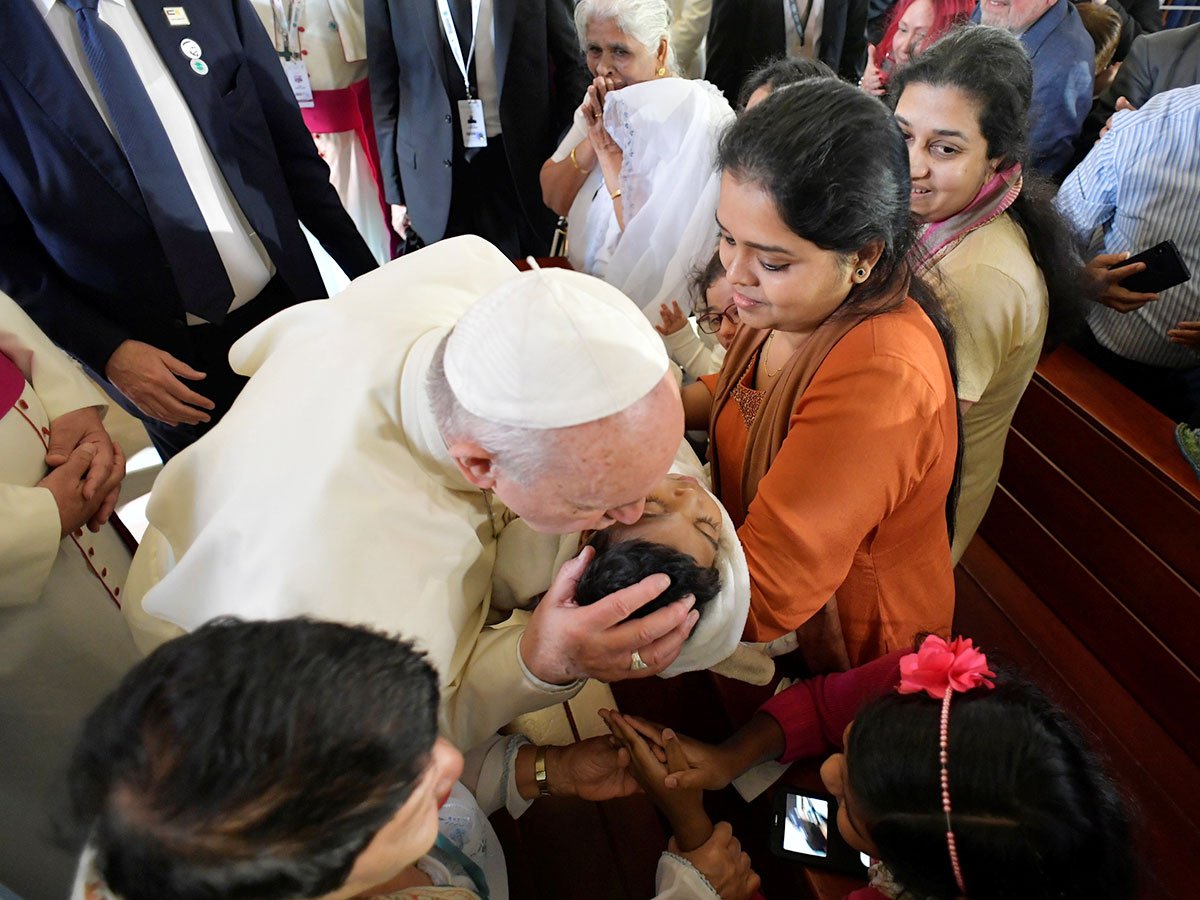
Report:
783,0,825,62
35,0,274,320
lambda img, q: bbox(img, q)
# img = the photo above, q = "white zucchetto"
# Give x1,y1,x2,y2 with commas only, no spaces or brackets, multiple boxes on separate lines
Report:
444,267,669,429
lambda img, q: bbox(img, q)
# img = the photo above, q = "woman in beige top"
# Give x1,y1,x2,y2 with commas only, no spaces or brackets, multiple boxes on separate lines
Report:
889,26,1088,562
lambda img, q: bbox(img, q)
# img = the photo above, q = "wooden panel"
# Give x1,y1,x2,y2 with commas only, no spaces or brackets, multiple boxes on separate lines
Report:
979,488,1200,763
956,541,1200,899
1012,370,1200,586
1036,348,1200,502
996,431,1200,672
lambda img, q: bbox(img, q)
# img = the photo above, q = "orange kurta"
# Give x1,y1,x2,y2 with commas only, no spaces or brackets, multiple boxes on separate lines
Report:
703,299,957,665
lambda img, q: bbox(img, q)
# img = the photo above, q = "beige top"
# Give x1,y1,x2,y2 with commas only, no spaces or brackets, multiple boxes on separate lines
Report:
251,0,368,90
935,213,1048,562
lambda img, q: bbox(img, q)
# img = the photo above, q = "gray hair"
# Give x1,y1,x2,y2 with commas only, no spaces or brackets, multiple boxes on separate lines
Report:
574,0,678,75
426,333,564,486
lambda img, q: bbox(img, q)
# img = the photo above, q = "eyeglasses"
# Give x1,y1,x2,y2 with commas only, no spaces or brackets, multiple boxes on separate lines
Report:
696,304,741,335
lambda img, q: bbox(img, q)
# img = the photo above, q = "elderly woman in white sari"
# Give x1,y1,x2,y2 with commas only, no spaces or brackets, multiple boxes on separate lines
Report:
540,0,733,322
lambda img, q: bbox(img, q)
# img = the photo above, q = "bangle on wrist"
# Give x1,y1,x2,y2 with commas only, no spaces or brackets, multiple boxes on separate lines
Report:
534,745,552,798
570,146,588,174
610,188,622,200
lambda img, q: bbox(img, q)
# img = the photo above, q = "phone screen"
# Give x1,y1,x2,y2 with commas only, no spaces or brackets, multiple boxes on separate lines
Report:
783,794,831,857
773,790,873,875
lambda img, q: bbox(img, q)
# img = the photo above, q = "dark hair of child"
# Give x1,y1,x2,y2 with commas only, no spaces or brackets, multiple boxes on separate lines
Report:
69,618,441,900
576,533,722,619
687,251,727,317
847,666,1138,900
736,55,837,110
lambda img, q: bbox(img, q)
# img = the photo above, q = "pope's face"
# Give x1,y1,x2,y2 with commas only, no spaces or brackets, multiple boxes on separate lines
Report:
492,376,684,534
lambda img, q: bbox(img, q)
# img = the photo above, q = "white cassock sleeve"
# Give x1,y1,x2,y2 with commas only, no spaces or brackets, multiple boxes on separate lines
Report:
0,293,108,607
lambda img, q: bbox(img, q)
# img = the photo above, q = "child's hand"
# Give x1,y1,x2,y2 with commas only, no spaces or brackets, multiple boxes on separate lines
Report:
655,301,689,336
609,712,739,792
552,735,641,802
675,822,761,900
602,710,712,848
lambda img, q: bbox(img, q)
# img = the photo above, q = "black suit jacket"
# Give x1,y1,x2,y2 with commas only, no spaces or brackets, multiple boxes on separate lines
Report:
0,0,377,376
366,0,588,244
706,0,869,105
1075,23,1200,158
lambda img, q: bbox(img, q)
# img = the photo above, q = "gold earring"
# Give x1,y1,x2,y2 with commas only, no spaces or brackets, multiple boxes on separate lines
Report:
656,66,667,77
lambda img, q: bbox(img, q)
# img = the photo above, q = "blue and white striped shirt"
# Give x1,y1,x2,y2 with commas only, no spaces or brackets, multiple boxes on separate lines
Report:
1057,84,1200,369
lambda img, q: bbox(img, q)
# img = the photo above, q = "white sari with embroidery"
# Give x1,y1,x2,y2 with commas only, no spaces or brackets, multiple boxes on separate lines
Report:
551,78,733,324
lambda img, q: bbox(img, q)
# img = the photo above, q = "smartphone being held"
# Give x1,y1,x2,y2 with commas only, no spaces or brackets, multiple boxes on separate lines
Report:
771,788,872,877
1110,240,1192,294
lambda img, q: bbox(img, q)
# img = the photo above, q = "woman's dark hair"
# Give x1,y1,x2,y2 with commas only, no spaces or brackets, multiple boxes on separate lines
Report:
577,534,721,617
69,618,441,900
719,78,962,542
888,25,1090,347
848,667,1138,900
688,250,727,316
735,55,836,109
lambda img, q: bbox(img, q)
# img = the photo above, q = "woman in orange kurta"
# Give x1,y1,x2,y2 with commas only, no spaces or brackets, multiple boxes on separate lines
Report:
684,79,959,670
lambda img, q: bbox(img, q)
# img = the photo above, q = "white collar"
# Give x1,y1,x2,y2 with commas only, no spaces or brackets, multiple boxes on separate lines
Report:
39,0,128,16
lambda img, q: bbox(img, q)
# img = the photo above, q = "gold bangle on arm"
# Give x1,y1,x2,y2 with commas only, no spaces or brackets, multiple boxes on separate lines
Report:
610,188,622,200
534,745,552,797
570,146,585,173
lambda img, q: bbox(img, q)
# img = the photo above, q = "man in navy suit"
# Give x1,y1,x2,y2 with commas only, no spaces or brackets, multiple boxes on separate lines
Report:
0,0,378,459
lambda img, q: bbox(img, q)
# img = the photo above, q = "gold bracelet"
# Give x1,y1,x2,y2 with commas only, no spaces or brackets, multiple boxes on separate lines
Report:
570,146,585,173
534,745,552,797
610,188,622,201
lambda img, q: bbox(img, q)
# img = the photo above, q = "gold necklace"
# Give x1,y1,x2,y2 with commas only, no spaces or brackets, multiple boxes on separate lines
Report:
762,330,786,378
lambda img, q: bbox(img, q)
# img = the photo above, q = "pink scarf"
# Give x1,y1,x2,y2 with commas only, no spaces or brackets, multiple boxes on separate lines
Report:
911,164,1023,271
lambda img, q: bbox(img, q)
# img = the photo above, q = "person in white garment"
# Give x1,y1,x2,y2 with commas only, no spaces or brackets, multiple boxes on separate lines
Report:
68,618,761,900
123,236,696,751
251,0,394,286
540,0,734,322
0,291,145,899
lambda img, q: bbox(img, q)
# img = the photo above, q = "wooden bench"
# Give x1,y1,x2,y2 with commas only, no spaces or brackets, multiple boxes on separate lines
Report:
955,345,1200,900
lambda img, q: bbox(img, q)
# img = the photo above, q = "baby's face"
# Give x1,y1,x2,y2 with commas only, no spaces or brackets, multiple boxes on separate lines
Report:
602,474,723,567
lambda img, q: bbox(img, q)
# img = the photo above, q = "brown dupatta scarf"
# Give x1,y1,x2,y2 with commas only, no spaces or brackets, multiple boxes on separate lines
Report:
709,280,911,672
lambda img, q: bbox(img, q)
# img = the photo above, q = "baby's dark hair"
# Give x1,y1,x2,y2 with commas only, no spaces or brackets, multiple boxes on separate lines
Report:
576,534,721,619
687,251,727,317
736,55,837,109
847,667,1138,900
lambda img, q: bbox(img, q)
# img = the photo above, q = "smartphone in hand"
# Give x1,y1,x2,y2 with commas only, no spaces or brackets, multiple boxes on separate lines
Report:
1111,240,1192,294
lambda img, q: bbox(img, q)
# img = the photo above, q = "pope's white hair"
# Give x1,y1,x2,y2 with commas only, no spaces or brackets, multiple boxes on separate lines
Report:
574,0,678,74
427,334,560,486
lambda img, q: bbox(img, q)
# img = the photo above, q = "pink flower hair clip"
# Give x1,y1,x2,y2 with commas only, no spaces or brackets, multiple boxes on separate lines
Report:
897,635,995,896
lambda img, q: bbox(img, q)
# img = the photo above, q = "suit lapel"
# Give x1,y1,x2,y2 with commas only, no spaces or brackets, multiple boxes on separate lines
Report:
1,1,149,221
128,0,276,241
493,0,516,103
419,0,452,93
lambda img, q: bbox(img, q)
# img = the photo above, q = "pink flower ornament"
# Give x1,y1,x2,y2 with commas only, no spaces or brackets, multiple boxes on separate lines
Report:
897,635,996,699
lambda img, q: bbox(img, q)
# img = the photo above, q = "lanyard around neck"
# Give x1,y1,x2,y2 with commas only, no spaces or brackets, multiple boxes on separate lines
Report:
270,0,305,58
788,0,815,47
435,0,482,97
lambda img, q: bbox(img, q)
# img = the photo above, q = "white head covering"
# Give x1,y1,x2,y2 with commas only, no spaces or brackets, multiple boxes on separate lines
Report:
443,267,669,429
660,485,752,678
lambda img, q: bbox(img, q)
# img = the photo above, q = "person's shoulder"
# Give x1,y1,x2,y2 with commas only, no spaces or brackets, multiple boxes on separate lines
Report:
941,215,1042,296
826,301,950,390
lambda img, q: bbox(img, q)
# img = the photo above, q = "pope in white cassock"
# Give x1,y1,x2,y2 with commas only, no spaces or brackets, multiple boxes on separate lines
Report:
123,236,694,748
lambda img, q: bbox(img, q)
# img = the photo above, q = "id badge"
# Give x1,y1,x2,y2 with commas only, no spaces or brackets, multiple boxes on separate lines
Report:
457,99,488,149
282,58,315,108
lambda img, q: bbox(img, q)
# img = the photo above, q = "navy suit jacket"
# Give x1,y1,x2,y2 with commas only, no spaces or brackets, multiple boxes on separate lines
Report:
0,0,378,376
365,0,588,244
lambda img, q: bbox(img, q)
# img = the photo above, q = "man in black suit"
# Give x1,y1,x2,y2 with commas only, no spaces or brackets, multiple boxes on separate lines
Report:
1076,23,1200,153
366,0,589,258
705,0,868,105
0,0,378,460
